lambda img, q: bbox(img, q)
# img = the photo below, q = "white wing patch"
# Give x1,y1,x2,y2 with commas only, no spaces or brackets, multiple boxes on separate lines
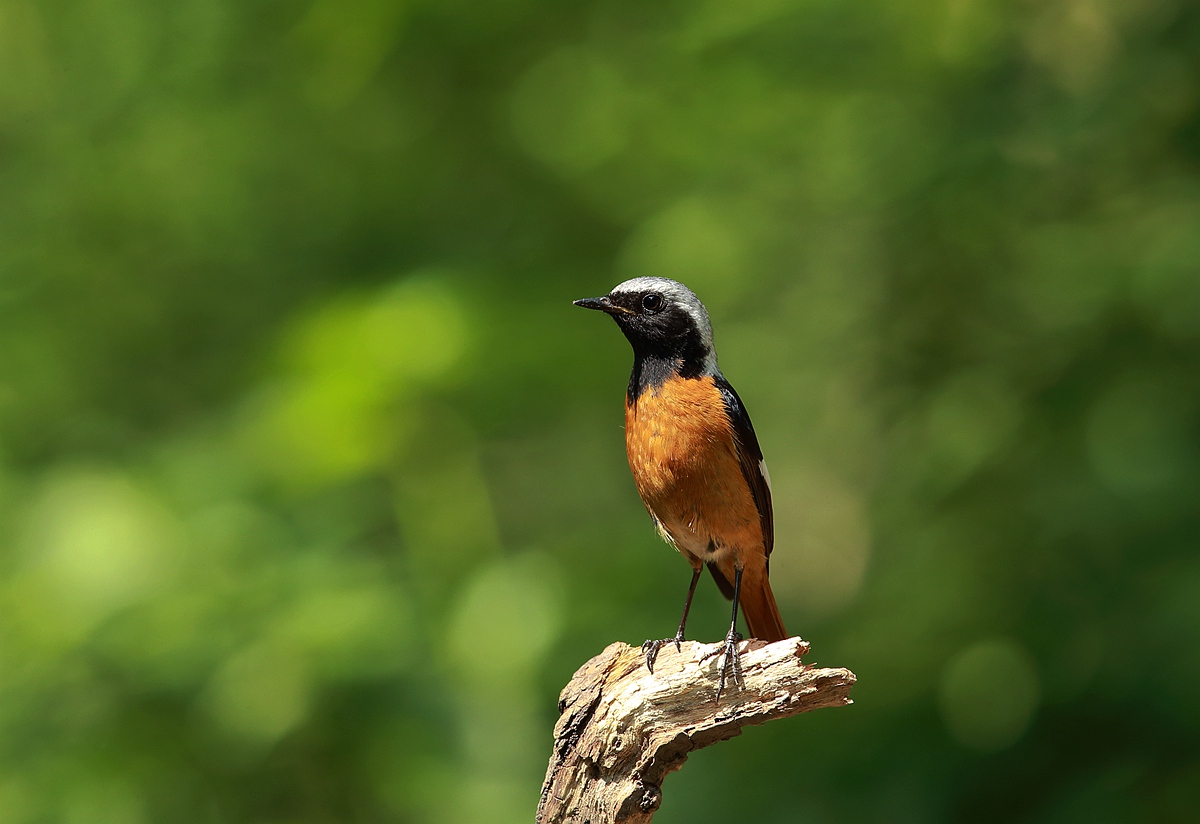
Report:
758,459,773,497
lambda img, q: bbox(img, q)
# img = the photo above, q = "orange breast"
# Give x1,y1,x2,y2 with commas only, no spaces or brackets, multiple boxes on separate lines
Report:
625,376,763,564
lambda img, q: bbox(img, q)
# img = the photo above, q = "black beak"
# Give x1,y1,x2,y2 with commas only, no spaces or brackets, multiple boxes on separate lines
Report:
573,296,614,313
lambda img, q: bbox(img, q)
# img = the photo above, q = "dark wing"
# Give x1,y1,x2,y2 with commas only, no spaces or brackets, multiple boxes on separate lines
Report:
715,376,774,560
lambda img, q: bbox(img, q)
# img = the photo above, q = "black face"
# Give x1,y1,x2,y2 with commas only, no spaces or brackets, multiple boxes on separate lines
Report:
573,288,708,368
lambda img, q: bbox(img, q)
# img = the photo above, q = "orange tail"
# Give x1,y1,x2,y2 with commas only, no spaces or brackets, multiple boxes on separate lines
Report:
739,567,788,642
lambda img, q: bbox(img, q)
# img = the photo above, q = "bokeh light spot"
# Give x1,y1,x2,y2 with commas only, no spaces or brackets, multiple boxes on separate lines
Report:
204,641,311,745
275,582,413,679
923,369,1022,490
770,467,871,616
62,779,143,824
22,468,180,624
1131,206,1200,338
0,1,58,121
1086,377,1193,495
243,275,469,487
446,552,563,687
0,778,33,824
1023,0,1117,94
509,47,630,174
939,638,1040,752
292,0,409,107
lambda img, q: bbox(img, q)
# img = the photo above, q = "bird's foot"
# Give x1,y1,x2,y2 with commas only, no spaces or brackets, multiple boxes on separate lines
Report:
701,628,744,700
641,633,685,673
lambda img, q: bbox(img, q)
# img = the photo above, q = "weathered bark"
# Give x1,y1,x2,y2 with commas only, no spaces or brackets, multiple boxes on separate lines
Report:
537,638,855,823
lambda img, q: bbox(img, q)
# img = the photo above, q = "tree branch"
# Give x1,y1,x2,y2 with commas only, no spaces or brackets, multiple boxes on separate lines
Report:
537,638,856,823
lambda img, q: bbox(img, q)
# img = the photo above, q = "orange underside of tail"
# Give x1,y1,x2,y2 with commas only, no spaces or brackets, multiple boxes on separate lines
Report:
739,568,788,642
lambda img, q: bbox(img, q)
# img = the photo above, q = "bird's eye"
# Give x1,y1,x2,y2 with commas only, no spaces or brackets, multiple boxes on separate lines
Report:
642,293,664,312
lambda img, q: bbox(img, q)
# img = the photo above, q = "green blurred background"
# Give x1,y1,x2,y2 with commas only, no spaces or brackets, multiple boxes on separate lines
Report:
1,0,1199,822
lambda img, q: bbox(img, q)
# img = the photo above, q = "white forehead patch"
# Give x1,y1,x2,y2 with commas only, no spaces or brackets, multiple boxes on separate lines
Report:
609,277,718,370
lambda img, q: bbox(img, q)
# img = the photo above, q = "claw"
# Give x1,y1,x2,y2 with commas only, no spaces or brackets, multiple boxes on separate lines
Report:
704,630,744,701
643,569,702,675
642,632,686,674
642,638,664,673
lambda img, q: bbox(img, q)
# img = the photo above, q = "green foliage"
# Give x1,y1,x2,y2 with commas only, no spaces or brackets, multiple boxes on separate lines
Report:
1,0,1198,821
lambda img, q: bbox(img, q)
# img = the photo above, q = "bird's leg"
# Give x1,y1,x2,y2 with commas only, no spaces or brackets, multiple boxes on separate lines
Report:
702,567,745,700
642,567,702,673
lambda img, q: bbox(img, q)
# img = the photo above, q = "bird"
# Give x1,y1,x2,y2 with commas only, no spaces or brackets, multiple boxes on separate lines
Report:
574,276,787,697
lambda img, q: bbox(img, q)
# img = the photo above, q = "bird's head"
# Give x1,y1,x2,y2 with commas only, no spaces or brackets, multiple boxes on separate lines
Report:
574,277,717,374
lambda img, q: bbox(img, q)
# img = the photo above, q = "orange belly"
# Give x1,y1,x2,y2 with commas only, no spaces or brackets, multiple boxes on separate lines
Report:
625,375,763,566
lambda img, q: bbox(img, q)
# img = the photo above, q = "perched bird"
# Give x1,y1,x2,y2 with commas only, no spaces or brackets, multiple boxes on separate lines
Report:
574,277,787,696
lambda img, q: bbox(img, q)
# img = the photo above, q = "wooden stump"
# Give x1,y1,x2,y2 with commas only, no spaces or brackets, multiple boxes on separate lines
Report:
537,638,856,823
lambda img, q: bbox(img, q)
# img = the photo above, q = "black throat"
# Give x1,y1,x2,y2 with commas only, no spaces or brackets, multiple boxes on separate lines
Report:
613,299,713,405
626,350,708,405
